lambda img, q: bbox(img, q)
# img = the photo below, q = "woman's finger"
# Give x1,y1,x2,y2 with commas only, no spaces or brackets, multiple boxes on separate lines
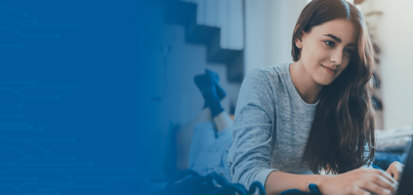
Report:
390,168,399,181
349,185,371,195
371,168,398,184
358,180,391,195
390,162,404,181
367,173,396,193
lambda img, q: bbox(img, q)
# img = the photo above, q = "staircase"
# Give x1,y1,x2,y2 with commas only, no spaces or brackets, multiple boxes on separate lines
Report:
161,0,245,83
156,0,245,178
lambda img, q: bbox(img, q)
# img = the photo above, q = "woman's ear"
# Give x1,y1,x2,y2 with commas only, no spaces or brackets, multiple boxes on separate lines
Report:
295,35,303,49
294,25,304,49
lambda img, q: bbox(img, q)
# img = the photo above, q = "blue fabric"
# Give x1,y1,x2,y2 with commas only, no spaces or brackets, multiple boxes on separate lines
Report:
280,184,322,195
152,168,324,195
373,151,407,170
152,169,266,195
194,72,224,118
202,69,226,109
280,183,322,195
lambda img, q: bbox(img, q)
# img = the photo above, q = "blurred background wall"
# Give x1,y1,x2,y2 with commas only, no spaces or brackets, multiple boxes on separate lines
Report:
359,0,413,130
244,0,307,73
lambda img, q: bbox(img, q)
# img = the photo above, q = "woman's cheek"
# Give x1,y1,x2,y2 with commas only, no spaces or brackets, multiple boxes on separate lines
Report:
304,47,318,64
341,57,350,69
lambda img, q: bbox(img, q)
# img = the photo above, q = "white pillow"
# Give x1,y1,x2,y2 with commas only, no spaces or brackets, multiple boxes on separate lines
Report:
375,126,413,152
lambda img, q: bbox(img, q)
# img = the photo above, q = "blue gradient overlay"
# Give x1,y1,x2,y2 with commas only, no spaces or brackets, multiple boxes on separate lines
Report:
0,1,180,194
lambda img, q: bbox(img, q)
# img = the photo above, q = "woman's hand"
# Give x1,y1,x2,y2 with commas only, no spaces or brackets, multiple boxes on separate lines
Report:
318,167,398,195
386,161,404,181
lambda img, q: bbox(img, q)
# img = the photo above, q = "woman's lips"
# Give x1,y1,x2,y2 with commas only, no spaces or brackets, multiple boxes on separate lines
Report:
321,65,336,75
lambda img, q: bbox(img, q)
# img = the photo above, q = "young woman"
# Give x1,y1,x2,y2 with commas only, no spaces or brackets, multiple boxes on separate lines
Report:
188,0,404,194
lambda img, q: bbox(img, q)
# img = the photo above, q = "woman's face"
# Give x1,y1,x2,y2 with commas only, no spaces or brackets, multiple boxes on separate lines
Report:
296,18,357,85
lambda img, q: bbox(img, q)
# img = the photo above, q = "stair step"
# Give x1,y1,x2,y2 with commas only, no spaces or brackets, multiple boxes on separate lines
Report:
162,0,244,83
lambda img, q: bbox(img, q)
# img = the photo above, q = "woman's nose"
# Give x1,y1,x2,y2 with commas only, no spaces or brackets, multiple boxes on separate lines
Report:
330,49,343,65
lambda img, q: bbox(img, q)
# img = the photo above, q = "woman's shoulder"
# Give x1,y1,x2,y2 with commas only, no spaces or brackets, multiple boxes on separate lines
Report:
244,62,292,87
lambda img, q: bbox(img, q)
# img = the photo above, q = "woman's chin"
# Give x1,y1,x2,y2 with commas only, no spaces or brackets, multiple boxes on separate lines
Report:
315,78,334,86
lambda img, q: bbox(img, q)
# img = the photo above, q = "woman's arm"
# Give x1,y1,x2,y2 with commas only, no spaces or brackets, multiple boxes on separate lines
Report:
266,167,398,195
265,171,329,194
228,69,278,190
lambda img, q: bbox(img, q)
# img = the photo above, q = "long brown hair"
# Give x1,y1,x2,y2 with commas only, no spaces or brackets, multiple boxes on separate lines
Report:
292,0,376,174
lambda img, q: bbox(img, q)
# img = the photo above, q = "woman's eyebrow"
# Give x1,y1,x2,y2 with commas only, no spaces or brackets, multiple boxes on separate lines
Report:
324,34,342,42
323,34,356,47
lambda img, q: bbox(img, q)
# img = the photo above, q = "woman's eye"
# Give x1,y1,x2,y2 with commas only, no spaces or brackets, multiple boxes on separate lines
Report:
344,48,353,54
325,41,334,47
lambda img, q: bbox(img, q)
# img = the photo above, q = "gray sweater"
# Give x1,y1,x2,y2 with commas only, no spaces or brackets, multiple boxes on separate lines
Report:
227,62,318,189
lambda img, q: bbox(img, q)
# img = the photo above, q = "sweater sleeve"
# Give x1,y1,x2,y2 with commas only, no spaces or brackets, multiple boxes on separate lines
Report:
227,69,279,190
